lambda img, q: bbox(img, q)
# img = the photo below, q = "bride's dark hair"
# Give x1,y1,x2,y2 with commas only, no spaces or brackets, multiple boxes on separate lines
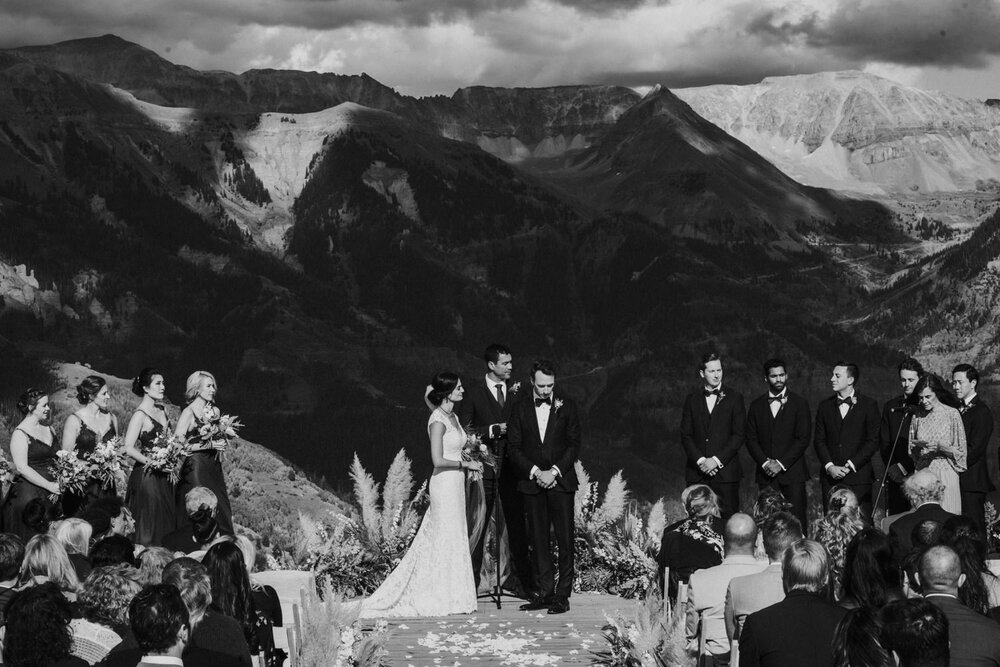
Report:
427,372,460,407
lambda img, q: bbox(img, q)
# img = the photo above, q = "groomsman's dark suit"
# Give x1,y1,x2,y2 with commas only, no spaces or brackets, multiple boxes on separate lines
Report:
958,395,995,533
814,392,880,514
456,375,531,592
680,388,745,518
507,392,581,608
880,395,915,516
745,390,811,530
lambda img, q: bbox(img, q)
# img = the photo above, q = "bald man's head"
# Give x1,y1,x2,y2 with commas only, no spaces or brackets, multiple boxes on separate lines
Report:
723,512,758,555
918,545,965,595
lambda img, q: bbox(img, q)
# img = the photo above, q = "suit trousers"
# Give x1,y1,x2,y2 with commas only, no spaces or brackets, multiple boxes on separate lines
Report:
962,491,987,536
524,488,574,600
707,479,741,519
759,477,807,536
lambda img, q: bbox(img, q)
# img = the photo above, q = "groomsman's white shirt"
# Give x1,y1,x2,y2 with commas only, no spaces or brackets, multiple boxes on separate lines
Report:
529,399,560,480
486,375,507,403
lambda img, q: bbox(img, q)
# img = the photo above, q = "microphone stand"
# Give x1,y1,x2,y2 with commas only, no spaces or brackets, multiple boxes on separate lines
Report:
874,408,911,520
478,439,515,609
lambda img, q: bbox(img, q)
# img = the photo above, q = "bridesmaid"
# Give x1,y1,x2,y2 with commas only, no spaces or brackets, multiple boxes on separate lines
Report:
2,389,61,540
123,368,177,547
60,375,119,516
175,370,233,536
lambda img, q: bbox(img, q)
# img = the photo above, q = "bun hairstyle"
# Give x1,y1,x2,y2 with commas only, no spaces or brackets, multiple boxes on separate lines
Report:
132,368,161,397
76,375,106,405
426,372,460,407
16,388,47,416
185,371,216,403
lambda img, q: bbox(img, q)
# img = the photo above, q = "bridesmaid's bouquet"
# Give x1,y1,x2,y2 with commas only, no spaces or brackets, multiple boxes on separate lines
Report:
462,433,497,482
145,432,191,484
87,436,129,495
195,406,243,452
48,450,93,502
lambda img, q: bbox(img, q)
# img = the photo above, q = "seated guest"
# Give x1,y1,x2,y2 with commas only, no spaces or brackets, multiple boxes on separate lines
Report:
750,488,793,558
739,539,848,667
88,498,136,541
888,470,955,555
90,535,136,569
162,487,224,555
53,517,94,582
233,536,283,629
23,497,63,537
0,533,25,623
136,547,174,586
879,598,949,667
838,528,905,610
917,545,1000,666
96,584,242,667
831,607,893,667
939,514,1000,614
161,557,251,665
687,513,766,664
902,519,943,595
18,534,80,599
3,581,87,666
659,485,724,598
70,565,142,664
726,511,803,643
813,486,867,600
77,507,112,547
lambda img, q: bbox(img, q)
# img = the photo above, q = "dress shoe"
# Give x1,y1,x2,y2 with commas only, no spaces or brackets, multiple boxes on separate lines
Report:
547,598,570,615
518,595,551,611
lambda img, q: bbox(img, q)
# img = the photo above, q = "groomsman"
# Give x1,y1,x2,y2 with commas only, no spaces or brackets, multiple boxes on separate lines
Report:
953,363,994,532
456,344,531,594
879,357,924,516
508,359,581,615
680,352,745,518
745,358,811,530
814,361,880,516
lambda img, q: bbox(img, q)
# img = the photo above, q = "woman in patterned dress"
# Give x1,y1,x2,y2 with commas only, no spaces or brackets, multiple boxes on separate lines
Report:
909,373,966,514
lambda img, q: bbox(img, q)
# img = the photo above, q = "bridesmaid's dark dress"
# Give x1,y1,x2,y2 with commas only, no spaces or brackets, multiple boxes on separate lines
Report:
2,428,58,540
124,411,178,547
177,415,233,536
62,416,119,517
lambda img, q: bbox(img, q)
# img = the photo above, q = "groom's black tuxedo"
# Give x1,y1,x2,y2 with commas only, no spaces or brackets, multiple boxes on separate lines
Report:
814,391,880,511
507,393,581,602
456,376,531,591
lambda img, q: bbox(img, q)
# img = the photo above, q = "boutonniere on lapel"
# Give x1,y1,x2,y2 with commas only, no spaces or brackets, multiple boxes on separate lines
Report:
717,389,726,404
553,398,564,413
509,381,521,396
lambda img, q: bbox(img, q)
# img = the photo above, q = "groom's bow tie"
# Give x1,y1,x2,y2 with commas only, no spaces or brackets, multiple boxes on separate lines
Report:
534,397,552,407
704,388,721,397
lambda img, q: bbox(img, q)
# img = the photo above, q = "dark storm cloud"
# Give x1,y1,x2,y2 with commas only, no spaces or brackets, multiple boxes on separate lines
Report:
744,0,1000,68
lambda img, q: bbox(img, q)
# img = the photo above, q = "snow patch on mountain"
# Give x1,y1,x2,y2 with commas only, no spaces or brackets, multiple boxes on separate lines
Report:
107,85,197,132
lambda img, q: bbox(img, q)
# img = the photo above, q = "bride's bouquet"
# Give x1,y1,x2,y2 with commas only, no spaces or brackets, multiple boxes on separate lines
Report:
145,432,191,484
86,436,129,495
461,433,497,482
48,449,93,502
194,406,243,452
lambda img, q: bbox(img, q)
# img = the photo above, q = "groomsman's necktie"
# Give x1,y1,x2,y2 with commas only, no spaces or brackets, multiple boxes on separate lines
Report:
495,383,505,409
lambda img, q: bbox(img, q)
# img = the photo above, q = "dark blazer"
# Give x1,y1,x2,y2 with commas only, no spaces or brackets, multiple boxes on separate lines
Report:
888,502,956,554
455,376,520,479
745,391,811,484
880,395,914,475
813,392,880,484
680,387,745,484
98,648,243,667
739,590,848,667
507,394,581,495
926,594,1000,667
960,397,995,494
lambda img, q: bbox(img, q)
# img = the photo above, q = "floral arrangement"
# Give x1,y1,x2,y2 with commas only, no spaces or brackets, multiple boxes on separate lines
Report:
86,436,129,494
194,406,243,451
592,593,691,666
0,455,15,486
985,501,1000,554
461,433,497,482
295,581,390,667
48,449,92,501
144,432,192,484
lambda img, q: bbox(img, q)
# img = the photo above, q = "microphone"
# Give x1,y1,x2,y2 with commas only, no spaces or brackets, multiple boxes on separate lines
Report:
890,405,916,414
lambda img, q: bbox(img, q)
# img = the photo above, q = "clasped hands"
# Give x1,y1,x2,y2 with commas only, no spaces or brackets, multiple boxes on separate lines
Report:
534,469,558,489
827,465,850,480
698,458,721,477
762,459,783,477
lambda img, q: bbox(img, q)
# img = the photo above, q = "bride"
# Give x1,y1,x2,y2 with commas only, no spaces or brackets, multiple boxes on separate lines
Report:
360,372,483,617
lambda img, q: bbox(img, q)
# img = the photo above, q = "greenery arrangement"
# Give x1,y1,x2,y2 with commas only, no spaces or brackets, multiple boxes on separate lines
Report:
294,582,390,667
591,593,691,667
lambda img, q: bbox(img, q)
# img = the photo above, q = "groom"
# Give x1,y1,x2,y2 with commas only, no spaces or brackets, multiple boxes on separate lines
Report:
507,359,581,615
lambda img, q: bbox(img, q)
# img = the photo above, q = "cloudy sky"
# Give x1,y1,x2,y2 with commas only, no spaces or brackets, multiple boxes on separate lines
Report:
1,0,999,99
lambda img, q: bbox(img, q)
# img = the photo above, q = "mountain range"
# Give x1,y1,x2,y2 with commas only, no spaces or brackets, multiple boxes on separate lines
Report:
0,34,997,501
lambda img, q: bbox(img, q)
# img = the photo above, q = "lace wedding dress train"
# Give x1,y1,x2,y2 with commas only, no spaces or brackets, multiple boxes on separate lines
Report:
359,408,477,617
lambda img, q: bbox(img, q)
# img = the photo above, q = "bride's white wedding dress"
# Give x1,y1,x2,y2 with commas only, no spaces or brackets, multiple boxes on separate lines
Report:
359,408,477,617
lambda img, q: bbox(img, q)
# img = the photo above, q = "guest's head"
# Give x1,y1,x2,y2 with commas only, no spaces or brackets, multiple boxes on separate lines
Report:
2,582,76,667
762,511,803,563
912,520,943,551
752,487,792,526
21,497,61,535
185,370,218,403
832,607,893,667
723,513,757,557
184,486,219,518
903,471,945,509
897,357,925,397
79,564,142,629
880,598,949,667
827,485,859,516
0,534,24,583
76,375,108,406
90,534,136,568
484,344,513,380
133,367,166,400
202,541,255,639
940,514,991,614
53,517,92,557
190,505,221,546
16,388,49,420
682,484,721,520
841,528,901,609
700,352,723,388
137,547,176,586
18,534,79,592
78,506,112,541
917,545,964,596
831,361,859,392
910,373,960,411
952,363,979,403
426,372,462,407
88,496,132,537
782,538,829,596
130,584,191,657
162,557,212,627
